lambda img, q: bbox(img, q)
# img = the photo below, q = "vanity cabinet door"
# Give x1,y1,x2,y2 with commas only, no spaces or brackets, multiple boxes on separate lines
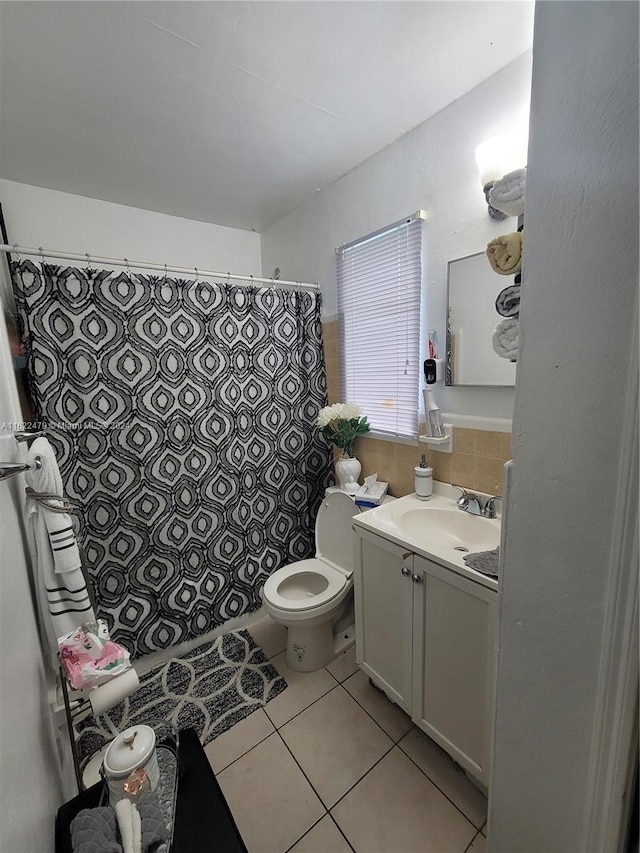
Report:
411,555,497,787
354,530,414,714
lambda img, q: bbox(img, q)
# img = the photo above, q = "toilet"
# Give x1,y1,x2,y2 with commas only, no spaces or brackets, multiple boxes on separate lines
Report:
262,489,359,672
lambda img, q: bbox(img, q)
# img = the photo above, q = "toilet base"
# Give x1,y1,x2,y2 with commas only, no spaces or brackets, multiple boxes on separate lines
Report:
285,616,356,672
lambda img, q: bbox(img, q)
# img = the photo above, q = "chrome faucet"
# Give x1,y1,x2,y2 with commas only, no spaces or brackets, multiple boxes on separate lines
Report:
453,486,501,519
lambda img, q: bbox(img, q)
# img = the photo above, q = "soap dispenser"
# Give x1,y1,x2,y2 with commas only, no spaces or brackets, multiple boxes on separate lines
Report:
414,454,433,501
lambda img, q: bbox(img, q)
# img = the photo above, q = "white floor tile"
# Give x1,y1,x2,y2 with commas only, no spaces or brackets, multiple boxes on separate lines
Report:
331,747,476,853
325,644,359,683
248,615,288,659
217,733,324,853
288,816,352,853
280,686,393,808
264,651,337,728
398,726,487,829
204,708,274,773
343,669,413,742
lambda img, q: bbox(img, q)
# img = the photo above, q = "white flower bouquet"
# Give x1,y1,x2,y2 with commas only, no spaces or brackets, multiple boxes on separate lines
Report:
317,402,370,458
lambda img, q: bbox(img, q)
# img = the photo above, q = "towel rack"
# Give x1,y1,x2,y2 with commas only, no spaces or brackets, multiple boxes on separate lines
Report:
14,430,46,443
0,431,46,481
0,458,42,482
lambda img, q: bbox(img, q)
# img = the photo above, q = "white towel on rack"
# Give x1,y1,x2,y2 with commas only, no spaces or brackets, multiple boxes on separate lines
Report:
489,167,527,217
24,437,95,669
492,318,519,360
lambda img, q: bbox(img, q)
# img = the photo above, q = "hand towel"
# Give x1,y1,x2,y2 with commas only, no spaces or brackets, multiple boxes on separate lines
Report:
495,284,521,318
463,546,500,578
492,318,519,360
70,807,122,853
132,805,142,853
486,232,523,275
115,799,142,853
25,437,96,669
27,438,83,573
488,167,526,217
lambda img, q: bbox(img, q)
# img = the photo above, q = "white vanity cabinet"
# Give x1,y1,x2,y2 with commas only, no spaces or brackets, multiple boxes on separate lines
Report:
354,532,415,714
353,526,497,788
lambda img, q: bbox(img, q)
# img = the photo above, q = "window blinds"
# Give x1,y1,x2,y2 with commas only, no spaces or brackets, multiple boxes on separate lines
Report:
337,214,423,440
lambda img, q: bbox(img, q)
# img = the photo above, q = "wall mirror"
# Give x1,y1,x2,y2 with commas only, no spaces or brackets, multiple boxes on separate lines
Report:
446,251,516,387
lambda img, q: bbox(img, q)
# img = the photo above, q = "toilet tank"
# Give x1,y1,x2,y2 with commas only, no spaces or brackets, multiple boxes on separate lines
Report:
315,490,360,575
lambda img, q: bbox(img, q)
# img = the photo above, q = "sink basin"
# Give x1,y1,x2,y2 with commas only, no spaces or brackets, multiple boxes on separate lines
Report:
392,506,499,552
354,489,501,575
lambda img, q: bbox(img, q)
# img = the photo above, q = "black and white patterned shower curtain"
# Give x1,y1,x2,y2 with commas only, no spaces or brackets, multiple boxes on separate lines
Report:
13,261,332,658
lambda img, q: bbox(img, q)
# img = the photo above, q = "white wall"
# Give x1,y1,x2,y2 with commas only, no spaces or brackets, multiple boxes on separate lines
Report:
261,52,532,422
0,180,262,307
489,3,638,851
0,289,68,851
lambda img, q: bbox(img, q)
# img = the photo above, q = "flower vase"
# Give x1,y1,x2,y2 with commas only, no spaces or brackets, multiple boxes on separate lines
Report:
335,454,361,492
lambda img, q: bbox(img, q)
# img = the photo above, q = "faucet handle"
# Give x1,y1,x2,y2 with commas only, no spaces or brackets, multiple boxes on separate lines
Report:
483,495,502,518
452,484,471,510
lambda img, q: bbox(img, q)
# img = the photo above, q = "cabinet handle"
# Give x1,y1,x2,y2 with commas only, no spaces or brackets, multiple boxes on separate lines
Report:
401,566,411,577
411,574,423,584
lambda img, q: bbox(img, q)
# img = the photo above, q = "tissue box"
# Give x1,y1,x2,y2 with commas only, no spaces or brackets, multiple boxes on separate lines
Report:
354,481,389,507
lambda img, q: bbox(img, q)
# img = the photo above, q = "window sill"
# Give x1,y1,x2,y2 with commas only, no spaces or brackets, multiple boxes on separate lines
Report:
361,431,419,447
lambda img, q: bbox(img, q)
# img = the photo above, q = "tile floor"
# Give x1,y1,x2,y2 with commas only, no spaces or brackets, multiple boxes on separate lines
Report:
205,616,488,853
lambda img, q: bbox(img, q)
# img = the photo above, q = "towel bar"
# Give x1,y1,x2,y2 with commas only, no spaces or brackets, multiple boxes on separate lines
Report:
0,431,47,481
0,458,42,482
14,430,46,443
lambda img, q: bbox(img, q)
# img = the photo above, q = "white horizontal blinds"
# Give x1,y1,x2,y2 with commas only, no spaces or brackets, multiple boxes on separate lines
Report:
337,216,422,439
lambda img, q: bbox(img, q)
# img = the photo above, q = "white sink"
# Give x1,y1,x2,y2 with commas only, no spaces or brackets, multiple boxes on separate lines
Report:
353,485,501,583
390,505,499,553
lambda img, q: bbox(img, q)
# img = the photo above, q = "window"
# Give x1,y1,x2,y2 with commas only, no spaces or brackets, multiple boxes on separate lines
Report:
337,212,423,440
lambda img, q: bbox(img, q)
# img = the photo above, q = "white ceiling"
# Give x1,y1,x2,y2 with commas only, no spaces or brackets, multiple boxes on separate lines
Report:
0,1,534,232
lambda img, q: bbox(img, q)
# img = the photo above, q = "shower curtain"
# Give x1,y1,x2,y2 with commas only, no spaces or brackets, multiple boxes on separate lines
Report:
13,261,332,658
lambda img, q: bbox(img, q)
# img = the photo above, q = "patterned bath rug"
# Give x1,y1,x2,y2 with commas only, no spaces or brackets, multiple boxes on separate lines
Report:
73,629,287,763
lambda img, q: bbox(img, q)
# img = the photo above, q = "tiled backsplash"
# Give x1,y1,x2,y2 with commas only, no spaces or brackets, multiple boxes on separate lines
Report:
323,320,340,406
322,320,511,498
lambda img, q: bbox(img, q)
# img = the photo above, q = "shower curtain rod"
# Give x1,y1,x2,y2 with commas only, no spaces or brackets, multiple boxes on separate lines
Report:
0,243,320,291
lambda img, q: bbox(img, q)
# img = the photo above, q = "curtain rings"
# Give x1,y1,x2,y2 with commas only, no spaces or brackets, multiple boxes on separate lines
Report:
163,263,168,286
11,244,28,293
226,272,231,287
12,243,24,281
124,257,131,278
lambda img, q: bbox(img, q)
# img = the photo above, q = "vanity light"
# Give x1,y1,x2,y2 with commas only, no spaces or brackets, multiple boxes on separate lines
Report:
475,126,528,220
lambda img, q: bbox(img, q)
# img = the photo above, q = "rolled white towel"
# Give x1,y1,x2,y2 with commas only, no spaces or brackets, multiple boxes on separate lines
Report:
132,804,142,853
115,798,142,853
492,318,519,360
489,167,526,217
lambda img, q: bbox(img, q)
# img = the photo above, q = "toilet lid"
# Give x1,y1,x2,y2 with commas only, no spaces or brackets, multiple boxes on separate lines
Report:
263,558,348,613
315,491,359,574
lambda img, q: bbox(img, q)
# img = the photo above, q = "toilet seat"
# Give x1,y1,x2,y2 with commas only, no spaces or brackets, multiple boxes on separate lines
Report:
263,558,347,614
